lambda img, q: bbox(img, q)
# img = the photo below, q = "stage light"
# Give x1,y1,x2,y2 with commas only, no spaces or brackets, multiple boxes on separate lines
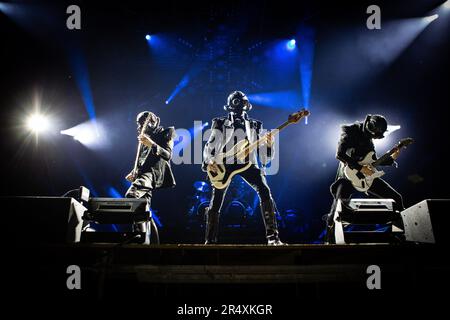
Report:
424,14,439,23
145,34,151,41
68,51,97,121
72,128,98,145
298,26,315,123
373,124,401,149
61,120,107,149
248,90,301,110
107,186,122,198
26,113,51,134
444,0,450,9
0,2,12,13
286,39,296,50
165,75,190,105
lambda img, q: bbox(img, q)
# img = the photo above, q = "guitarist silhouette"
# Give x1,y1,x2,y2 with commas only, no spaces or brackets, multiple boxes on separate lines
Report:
326,114,408,243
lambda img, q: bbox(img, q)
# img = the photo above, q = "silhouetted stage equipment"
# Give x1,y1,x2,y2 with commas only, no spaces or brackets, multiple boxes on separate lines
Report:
401,199,450,244
81,197,152,244
333,198,403,244
2,196,85,244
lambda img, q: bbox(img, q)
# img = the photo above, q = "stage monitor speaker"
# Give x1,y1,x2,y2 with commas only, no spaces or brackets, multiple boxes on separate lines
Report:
84,197,148,224
401,199,450,244
2,196,85,244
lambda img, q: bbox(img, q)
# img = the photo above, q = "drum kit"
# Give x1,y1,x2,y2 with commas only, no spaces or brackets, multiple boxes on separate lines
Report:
187,177,256,227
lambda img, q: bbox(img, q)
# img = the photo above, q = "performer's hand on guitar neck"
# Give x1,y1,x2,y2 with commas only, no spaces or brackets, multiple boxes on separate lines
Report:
125,170,137,182
207,161,220,174
138,134,155,147
391,148,401,160
263,132,274,147
360,165,375,176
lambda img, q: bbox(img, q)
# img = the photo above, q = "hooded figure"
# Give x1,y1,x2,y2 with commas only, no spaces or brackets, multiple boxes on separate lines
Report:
326,114,405,243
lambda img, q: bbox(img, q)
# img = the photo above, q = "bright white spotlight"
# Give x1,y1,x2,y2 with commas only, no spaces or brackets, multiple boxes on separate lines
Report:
286,39,296,50
444,1,450,9
61,120,107,149
26,113,50,133
373,124,401,149
386,124,401,136
72,129,98,145
424,14,439,23
145,34,151,41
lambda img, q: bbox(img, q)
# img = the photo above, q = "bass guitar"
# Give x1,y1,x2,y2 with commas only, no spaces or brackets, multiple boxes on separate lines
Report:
207,109,310,189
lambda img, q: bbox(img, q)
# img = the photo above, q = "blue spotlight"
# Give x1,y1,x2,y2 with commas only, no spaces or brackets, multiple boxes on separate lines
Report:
165,75,190,105
298,27,315,124
151,209,163,227
248,90,301,110
145,34,151,41
68,51,97,121
107,186,122,198
286,39,296,50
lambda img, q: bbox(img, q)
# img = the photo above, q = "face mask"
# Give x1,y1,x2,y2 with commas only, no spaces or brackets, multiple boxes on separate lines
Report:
366,120,385,139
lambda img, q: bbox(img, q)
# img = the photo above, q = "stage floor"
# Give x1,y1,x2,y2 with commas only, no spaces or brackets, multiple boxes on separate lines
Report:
5,242,449,302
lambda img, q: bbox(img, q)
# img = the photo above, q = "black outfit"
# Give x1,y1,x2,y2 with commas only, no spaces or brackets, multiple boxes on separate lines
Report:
125,125,176,206
202,114,280,244
326,122,404,242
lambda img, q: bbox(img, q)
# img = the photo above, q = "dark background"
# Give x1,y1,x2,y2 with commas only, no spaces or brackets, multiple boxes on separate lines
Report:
1,0,449,243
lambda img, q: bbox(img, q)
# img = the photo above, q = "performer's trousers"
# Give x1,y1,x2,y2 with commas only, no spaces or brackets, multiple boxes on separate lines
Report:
125,172,153,241
326,178,405,243
204,165,280,244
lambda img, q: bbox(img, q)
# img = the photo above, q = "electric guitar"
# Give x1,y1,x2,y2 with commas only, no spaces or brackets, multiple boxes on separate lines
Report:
207,109,310,189
127,113,153,181
343,137,414,192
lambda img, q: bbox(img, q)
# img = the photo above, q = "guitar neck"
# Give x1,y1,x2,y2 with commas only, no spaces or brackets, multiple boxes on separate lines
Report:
246,119,292,153
132,118,151,172
372,146,397,167
132,143,143,172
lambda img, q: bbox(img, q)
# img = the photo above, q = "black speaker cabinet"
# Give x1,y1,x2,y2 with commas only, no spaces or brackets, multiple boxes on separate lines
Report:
401,199,450,244
1,196,86,244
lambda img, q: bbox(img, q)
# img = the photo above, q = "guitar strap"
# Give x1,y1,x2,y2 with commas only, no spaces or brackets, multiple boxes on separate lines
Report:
244,118,252,143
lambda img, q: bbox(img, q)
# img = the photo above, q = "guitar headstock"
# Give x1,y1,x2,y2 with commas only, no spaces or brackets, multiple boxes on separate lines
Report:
141,112,153,134
288,108,311,124
396,137,414,150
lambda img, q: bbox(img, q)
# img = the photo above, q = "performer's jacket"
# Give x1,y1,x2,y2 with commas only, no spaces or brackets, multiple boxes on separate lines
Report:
137,126,176,189
202,113,274,172
334,121,395,182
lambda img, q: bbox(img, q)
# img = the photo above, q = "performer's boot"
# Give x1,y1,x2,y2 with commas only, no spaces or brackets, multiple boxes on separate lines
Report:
324,212,335,244
204,208,220,245
262,201,284,246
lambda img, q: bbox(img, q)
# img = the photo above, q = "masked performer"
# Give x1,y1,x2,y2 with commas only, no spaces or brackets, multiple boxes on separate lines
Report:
202,91,283,245
325,114,405,243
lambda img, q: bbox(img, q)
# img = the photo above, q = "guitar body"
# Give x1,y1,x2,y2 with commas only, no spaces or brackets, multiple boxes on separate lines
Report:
343,151,385,192
205,109,310,189
207,140,252,189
